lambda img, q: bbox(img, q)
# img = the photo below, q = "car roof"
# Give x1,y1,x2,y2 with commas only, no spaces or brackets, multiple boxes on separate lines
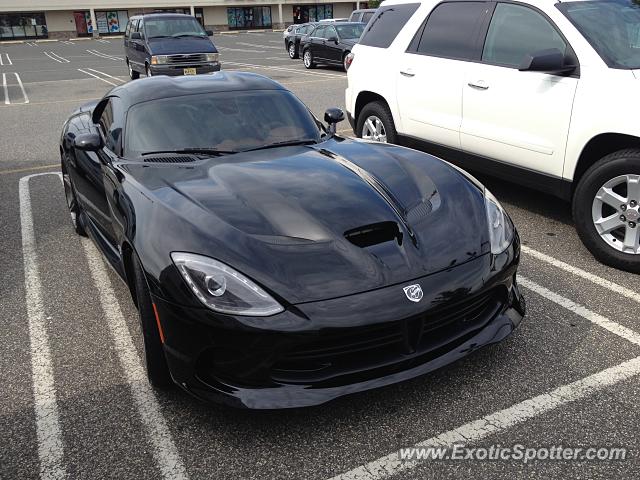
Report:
107,72,286,108
129,13,194,20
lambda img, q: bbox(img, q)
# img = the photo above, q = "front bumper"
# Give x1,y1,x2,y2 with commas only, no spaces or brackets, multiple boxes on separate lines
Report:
154,239,524,409
149,62,221,76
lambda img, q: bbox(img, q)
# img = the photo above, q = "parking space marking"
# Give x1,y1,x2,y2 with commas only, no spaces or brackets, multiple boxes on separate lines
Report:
44,51,70,63
2,73,8,105
82,239,189,480
218,46,266,53
96,39,111,44
85,67,125,84
61,41,75,45
522,245,640,304
328,355,640,480
224,61,345,78
0,53,12,65
519,276,640,345
0,164,58,176
86,49,123,61
77,68,119,86
2,72,29,104
20,172,66,480
268,40,283,43
237,41,281,50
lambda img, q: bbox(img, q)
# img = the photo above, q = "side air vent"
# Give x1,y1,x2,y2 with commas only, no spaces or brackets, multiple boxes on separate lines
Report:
344,221,402,248
143,156,198,163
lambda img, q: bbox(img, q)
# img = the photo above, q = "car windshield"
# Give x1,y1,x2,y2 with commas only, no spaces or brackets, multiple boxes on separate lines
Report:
125,90,321,156
335,24,365,39
559,0,640,69
145,17,207,38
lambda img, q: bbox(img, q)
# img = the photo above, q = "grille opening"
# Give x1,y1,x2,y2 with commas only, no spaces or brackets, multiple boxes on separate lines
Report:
143,156,198,163
344,221,402,248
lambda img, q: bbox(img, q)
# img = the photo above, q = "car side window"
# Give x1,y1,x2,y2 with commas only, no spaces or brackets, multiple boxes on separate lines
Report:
362,12,375,23
359,3,420,49
482,3,566,67
314,26,327,38
326,26,338,39
124,20,131,37
137,19,144,38
98,98,123,154
414,2,489,60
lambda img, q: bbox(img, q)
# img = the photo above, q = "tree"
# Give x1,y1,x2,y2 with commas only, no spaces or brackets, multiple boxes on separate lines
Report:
367,0,382,8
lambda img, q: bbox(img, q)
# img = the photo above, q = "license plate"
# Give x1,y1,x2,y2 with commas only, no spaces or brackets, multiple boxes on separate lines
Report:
183,68,197,75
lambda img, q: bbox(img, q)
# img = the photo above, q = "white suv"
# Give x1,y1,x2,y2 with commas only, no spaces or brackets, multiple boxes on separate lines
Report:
345,0,640,272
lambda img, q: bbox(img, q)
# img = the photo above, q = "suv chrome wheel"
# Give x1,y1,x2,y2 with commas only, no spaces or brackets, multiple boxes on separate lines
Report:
361,115,387,143
303,50,314,68
592,174,640,254
288,43,296,58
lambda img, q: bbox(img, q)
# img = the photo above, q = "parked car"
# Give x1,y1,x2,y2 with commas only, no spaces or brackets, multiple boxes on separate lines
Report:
59,72,524,408
124,13,220,79
346,0,640,273
283,22,316,59
302,22,366,70
318,18,349,23
348,8,377,24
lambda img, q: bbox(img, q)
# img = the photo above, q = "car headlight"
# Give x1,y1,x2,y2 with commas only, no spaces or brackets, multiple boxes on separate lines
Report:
205,53,219,62
485,189,514,255
150,55,168,65
171,252,283,316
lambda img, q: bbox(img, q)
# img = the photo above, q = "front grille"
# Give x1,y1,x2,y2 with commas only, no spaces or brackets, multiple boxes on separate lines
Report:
143,156,198,163
271,287,504,386
167,53,208,64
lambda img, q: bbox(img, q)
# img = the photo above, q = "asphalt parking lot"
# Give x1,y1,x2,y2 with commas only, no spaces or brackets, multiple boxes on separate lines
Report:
1,32,639,480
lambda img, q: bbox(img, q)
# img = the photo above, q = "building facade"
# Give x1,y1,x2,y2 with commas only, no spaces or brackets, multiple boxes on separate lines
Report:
0,1,369,40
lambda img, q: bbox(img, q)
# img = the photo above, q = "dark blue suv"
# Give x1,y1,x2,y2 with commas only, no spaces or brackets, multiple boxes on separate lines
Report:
124,13,221,79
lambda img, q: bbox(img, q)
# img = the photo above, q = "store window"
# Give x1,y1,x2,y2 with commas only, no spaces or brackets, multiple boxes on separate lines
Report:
293,5,334,24
227,7,272,30
95,10,129,35
0,12,47,40
195,7,205,27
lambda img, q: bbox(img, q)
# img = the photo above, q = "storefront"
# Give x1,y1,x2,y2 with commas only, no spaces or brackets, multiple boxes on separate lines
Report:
0,12,47,39
226,7,272,30
293,4,334,24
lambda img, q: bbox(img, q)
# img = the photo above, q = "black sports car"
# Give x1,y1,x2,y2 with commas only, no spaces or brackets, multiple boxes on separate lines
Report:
301,22,365,70
60,73,525,409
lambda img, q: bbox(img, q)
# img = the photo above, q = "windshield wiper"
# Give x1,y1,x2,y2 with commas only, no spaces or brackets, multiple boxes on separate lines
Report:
141,148,237,157
172,33,206,38
148,35,171,39
242,139,318,152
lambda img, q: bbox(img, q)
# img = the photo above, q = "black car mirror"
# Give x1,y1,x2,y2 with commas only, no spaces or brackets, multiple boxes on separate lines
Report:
519,48,576,75
74,132,104,151
131,31,142,40
324,107,345,135
205,29,214,36
327,35,338,44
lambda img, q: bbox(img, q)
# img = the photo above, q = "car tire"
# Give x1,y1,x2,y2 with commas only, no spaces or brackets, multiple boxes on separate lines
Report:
61,156,87,237
145,63,152,77
573,149,640,273
132,253,173,389
343,51,350,71
288,42,298,59
303,49,315,69
127,59,139,80
356,101,398,144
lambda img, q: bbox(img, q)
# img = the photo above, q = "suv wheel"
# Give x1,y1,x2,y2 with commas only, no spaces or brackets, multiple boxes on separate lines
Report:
356,101,397,144
145,64,152,77
573,149,640,272
127,59,139,80
303,49,315,69
288,42,298,59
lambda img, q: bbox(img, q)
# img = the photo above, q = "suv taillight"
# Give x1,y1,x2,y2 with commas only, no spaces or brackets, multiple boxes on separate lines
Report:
345,52,355,71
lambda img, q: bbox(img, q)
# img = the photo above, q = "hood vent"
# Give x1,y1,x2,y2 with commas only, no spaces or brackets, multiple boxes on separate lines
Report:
344,221,402,248
143,156,198,163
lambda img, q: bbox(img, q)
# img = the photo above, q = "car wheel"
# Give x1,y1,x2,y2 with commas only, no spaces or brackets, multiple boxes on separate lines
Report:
343,52,350,71
127,59,139,80
356,101,398,144
61,156,87,237
303,49,315,69
573,149,640,273
132,253,173,389
288,42,298,59
145,64,152,77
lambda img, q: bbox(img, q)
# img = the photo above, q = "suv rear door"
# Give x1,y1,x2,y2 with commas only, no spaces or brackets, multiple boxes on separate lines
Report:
396,1,491,148
460,2,579,177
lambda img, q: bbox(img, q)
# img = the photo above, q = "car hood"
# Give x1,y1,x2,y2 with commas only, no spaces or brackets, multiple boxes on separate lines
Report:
124,138,490,304
147,36,217,55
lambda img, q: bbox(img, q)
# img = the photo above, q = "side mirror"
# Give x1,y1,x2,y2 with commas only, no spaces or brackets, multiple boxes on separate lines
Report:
519,48,576,75
324,107,345,135
205,29,214,36
327,35,338,44
74,132,103,152
131,31,142,40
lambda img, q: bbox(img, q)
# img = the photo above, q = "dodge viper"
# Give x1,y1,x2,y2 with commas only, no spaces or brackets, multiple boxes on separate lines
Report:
60,72,525,409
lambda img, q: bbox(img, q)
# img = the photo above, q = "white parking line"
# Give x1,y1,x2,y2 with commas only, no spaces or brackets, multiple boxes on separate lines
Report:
521,245,640,304
217,46,266,53
44,51,70,63
82,240,189,480
19,172,66,480
224,61,345,78
85,67,125,84
15,72,29,104
237,41,281,50
2,72,29,104
0,53,13,65
61,40,75,45
86,49,123,61
268,40,283,44
327,355,640,480
77,68,119,86
2,73,8,105
96,39,111,44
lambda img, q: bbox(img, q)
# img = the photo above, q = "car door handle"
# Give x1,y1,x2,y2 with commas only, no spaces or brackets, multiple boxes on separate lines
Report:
468,80,489,90
400,69,415,77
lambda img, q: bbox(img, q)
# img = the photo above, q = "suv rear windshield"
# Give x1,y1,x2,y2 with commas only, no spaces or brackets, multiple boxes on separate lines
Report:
359,3,420,48
558,0,640,69
144,16,207,39
125,90,321,156
335,24,365,39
